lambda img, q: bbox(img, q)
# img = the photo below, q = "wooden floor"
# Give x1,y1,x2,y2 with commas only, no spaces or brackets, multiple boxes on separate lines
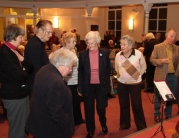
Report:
0,90,178,138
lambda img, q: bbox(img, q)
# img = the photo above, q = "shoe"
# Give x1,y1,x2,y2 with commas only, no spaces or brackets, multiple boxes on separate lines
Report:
86,132,94,138
119,126,130,130
80,119,86,123
154,116,160,123
108,94,116,99
165,116,171,120
75,119,86,125
102,126,108,134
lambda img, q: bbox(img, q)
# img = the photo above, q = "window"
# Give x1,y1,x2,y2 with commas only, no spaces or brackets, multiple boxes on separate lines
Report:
148,4,167,41
108,7,122,41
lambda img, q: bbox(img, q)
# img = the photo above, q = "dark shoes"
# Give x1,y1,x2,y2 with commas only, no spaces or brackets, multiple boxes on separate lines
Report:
119,126,130,130
102,126,108,134
75,119,86,125
86,132,94,138
165,116,171,120
154,116,160,123
108,94,116,99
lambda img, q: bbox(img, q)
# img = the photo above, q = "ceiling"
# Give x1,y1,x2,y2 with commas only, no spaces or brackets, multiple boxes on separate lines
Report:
0,0,179,9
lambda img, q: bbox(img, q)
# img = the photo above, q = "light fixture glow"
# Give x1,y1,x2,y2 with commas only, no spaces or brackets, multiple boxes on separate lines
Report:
53,17,59,28
128,19,134,30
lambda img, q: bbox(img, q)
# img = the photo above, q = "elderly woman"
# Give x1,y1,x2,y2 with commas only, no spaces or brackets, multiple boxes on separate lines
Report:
0,24,33,138
115,35,147,131
61,32,85,125
78,31,111,138
26,48,77,138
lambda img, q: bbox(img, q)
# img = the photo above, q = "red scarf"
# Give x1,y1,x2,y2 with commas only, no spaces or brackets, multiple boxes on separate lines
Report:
5,42,22,67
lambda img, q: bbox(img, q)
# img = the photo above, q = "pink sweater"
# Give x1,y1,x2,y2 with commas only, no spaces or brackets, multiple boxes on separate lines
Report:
89,50,100,84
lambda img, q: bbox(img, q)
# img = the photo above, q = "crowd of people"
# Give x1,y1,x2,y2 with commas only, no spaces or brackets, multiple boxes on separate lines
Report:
0,19,179,138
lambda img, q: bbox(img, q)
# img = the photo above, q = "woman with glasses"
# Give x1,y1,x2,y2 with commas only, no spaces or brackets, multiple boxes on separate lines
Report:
115,35,147,131
78,31,111,138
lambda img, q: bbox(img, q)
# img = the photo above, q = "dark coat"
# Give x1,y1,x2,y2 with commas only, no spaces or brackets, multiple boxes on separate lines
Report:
78,48,111,96
0,44,33,99
26,64,75,138
24,35,49,85
143,39,159,67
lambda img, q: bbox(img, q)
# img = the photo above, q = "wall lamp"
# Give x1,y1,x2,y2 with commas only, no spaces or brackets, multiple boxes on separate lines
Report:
128,19,134,31
53,16,59,28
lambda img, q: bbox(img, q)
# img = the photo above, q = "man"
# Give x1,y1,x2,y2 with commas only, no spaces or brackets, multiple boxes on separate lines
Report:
46,31,59,49
26,49,77,138
150,28,179,123
24,20,53,95
155,32,162,43
71,28,80,52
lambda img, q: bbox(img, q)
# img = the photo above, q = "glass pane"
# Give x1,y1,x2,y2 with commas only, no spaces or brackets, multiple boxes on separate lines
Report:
149,20,157,30
149,9,157,19
108,11,115,20
116,10,121,20
108,21,115,30
159,8,167,19
116,21,121,30
158,20,166,31
116,31,121,40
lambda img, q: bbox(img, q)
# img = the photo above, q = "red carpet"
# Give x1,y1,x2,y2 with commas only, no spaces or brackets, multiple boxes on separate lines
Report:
125,115,179,138
0,91,178,138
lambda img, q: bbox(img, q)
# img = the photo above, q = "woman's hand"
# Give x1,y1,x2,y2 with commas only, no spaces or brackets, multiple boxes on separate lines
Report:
78,92,83,97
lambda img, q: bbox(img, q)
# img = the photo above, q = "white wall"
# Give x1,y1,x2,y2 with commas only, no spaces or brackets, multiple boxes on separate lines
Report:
40,7,107,40
167,3,179,40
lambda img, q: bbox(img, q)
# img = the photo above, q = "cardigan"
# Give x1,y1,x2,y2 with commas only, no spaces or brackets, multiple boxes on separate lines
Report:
0,44,33,99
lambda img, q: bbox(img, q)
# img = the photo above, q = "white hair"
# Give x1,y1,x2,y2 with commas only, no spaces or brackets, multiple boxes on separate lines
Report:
50,48,77,68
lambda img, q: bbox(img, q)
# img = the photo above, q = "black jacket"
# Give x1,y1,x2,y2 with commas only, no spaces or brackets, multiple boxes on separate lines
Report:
26,64,75,138
78,48,111,96
24,35,49,84
0,44,33,99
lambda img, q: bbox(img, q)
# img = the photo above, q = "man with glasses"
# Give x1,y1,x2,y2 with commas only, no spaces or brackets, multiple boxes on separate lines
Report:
24,20,53,97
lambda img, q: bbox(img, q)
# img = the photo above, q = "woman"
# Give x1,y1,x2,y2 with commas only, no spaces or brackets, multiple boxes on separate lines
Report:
78,31,111,138
62,32,85,125
0,24,33,138
115,35,147,131
26,48,77,138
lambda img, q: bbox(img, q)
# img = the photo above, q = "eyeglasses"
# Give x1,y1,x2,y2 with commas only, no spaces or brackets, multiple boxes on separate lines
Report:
42,28,53,35
67,66,73,71
60,65,73,71
87,42,96,46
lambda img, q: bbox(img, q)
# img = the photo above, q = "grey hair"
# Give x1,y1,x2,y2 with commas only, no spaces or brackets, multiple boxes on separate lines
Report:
4,24,25,42
35,20,53,33
120,35,135,47
146,32,155,40
50,48,77,68
165,28,177,36
85,31,101,45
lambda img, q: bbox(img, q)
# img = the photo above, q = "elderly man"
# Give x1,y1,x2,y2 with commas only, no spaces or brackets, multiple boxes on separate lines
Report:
24,20,53,96
26,49,77,138
150,28,179,123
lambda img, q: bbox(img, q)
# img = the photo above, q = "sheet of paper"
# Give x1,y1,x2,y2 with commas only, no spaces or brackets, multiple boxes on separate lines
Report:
154,81,175,101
